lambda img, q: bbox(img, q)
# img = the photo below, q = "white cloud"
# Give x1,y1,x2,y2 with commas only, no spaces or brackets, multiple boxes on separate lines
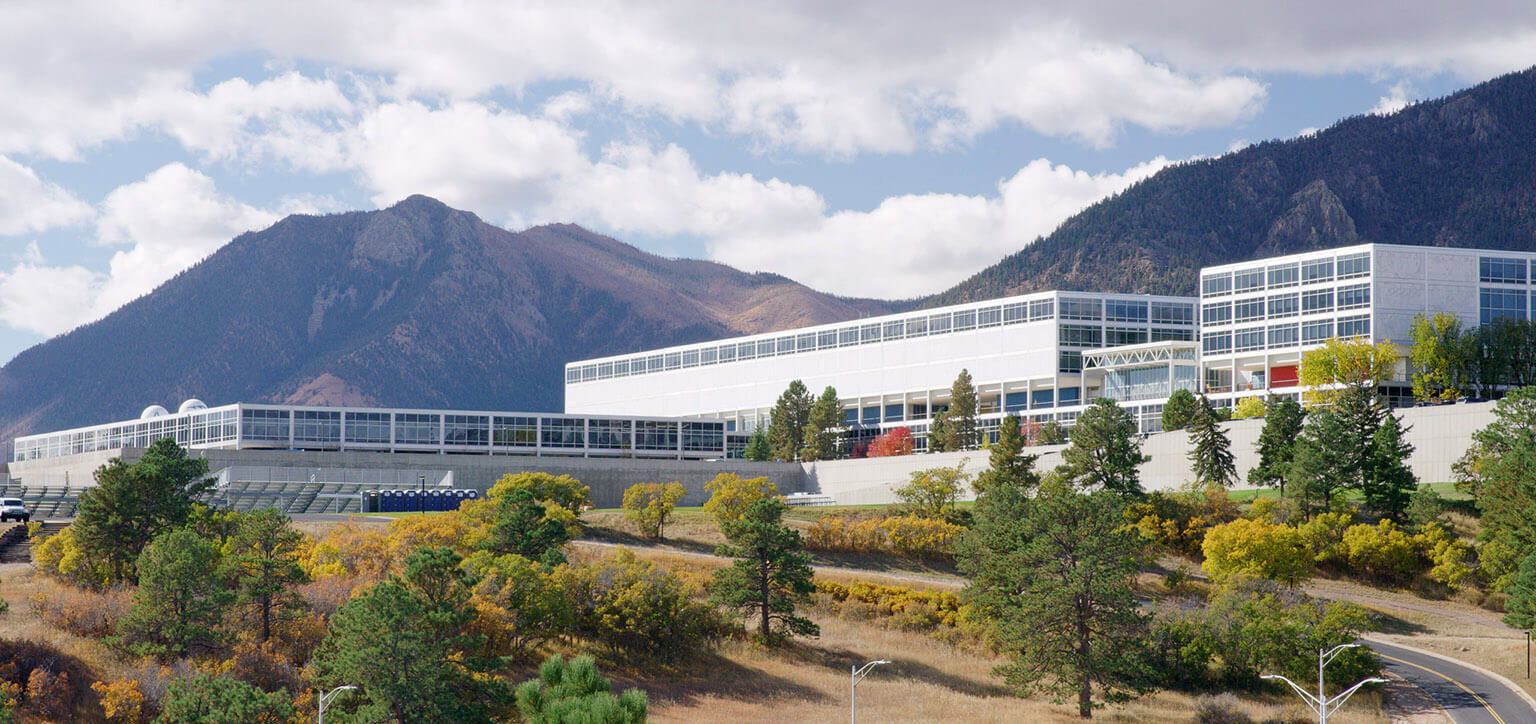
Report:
703,156,1173,297
0,164,293,336
1371,82,1414,115
0,156,93,235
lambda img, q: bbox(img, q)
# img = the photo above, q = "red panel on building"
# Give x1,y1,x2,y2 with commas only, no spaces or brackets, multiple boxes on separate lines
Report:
1270,364,1299,388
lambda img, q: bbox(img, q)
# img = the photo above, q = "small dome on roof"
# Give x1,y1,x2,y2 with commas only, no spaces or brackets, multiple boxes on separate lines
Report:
140,405,169,419
177,398,207,414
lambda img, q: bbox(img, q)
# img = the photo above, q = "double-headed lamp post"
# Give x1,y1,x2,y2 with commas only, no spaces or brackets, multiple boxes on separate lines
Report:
850,660,890,724
318,685,357,724
1260,644,1387,724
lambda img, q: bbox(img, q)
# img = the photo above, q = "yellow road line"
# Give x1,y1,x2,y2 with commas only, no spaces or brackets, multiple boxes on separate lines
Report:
1379,652,1506,724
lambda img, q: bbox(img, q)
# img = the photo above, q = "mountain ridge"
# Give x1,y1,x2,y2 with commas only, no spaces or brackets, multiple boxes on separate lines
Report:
0,195,902,443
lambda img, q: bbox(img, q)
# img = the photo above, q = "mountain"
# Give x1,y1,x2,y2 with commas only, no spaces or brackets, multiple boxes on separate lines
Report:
0,196,901,442
930,67,1536,304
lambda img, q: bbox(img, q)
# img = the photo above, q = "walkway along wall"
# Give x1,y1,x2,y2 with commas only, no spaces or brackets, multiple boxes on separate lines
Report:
803,400,1498,505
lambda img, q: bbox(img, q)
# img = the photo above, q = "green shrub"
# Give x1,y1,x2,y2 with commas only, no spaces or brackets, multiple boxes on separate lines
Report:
515,654,646,724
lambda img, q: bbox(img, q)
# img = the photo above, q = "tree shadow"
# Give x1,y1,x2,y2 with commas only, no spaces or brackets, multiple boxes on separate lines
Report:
608,648,834,708
807,550,960,577
579,526,719,556
1368,610,1432,635
810,641,1012,699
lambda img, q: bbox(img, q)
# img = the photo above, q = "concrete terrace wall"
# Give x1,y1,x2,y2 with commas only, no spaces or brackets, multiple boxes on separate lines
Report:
192,449,807,509
804,400,1499,505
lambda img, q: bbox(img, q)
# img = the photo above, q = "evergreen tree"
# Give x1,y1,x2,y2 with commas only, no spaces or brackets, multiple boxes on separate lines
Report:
515,655,647,724
120,528,233,658
1059,398,1148,497
710,498,818,642
1248,396,1306,494
1161,389,1199,431
932,369,979,451
975,414,1040,495
74,438,213,583
1038,420,1067,445
958,489,1151,718
158,673,295,724
766,380,814,461
1364,412,1417,522
743,427,772,462
1187,396,1237,488
226,509,309,644
313,547,507,724
483,488,572,566
1502,551,1536,630
799,386,845,461
928,409,952,452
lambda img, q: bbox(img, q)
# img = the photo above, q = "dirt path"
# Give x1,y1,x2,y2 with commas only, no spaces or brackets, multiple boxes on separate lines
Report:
573,539,966,589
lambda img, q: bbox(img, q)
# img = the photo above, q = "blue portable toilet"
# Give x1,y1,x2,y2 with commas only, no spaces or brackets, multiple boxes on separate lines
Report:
424,489,441,511
464,489,479,502
398,489,415,512
381,490,396,512
451,489,468,509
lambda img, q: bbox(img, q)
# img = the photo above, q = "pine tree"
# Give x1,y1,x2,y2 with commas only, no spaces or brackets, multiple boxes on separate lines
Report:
766,380,814,461
799,386,845,461
1287,407,1354,519
1187,396,1236,488
1059,398,1148,497
975,414,1040,495
74,438,213,583
710,498,818,642
958,489,1151,718
1161,389,1198,431
943,369,979,450
743,427,771,462
928,409,952,452
1248,396,1306,493
227,509,309,644
1364,412,1417,522
1502,551,1536,630
120,528,234,658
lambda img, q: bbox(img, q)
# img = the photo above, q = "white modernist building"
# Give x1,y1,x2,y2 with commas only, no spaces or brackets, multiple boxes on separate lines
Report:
1198,243,1536,407
565,290,1200,447
567,242,1536,446
10,400,735,466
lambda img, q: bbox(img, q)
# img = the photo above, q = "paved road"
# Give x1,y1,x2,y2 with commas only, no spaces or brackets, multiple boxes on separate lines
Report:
1368,639,1536,724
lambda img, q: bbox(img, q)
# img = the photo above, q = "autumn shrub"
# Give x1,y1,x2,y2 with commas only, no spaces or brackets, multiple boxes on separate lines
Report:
31,526,112,589
703,474,777,526
296,524,393,581
554,549,721,662
816,579,963,631
463,551,572,659
385,509,487,560
92,678,147,723
804,515,960,559
1417,524,1475,591
0,638,95,721
1341,520,1419,583
489,472,592,519
206,640,304,696
28,581,131,638
866,427,914,457
1298,511,1356,566
1201,518,1312,587
1126,489,1239,558
620,481,687,539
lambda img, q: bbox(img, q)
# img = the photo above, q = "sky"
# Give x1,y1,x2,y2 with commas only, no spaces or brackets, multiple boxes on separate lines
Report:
2,2,1536,366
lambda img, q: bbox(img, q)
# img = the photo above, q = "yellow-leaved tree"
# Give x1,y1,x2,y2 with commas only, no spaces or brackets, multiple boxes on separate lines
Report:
621,481,688,539
1297,336,1398,407
1201,517,1313,587
702,473,777,526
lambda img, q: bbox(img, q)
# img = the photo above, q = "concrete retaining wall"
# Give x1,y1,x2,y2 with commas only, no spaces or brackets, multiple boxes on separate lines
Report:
804,400,1498,505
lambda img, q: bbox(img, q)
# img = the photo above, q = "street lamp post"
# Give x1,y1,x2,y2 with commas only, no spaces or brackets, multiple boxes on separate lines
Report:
317,685,357,724
1261,644,1387,724
850,660,890,724
418,474,425,515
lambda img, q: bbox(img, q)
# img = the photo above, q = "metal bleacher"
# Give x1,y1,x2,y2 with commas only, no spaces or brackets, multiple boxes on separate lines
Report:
0,483,79,519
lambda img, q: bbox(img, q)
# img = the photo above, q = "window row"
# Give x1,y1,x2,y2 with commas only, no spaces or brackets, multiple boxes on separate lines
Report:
1202,284,1369,326
1481,256,1532,285
1481,288,1529,325
569,297,1196,383
1202,252,1370,298
1201,315,1370,354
